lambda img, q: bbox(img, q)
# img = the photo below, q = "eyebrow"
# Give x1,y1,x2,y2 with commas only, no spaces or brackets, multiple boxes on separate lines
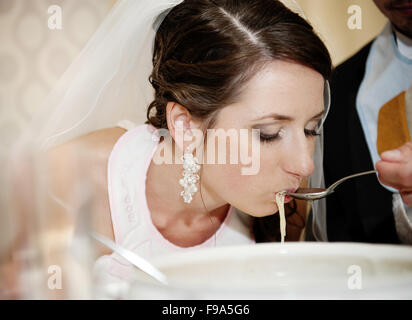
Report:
252,110,325,122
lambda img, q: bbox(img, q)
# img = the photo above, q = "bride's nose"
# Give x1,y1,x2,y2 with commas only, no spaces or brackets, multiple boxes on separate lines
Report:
282,136,315,178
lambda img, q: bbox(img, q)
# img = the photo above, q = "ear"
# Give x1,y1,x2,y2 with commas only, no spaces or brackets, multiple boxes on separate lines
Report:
166,102,203,153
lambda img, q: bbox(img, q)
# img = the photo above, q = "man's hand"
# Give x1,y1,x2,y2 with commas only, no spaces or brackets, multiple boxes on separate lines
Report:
376,142,412,205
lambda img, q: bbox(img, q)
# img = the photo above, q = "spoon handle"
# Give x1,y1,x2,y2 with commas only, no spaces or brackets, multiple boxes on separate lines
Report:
328,170,377,191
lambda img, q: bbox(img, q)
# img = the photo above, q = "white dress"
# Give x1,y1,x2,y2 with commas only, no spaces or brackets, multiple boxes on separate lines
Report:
93,122,255,286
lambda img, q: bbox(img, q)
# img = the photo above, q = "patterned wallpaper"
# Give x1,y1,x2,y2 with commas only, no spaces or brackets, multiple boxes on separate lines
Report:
0,0,114,149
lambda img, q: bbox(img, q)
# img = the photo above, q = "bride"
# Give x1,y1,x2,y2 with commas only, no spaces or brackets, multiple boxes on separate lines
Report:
9,0,331,289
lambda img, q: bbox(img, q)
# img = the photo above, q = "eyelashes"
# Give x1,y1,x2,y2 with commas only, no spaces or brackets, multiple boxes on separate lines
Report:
304,129,321,137
259,132,281,143
259,129,320,144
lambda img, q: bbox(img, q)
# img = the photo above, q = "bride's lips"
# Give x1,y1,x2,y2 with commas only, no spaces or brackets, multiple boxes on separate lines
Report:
283,189,295,203
274,188,297,204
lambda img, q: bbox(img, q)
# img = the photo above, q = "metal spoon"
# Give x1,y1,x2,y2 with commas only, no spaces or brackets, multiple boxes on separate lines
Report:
285,170,377,200
91,232,168,285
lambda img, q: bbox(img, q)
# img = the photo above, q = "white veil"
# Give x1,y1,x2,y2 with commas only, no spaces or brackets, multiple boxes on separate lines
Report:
11,0,330,234
3,0,185,299
7,0,331,242
13,0,329,150
11,0,331,220
310,82,330,242
2,0,331,297
16,0,185,151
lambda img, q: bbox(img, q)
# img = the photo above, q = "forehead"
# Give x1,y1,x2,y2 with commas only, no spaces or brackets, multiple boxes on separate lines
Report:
219,60,325,124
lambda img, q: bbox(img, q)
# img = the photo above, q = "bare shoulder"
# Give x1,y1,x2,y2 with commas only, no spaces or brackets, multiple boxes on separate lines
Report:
76,126,127,151
47,127,127,256
47,127,127,190
50,127,126,158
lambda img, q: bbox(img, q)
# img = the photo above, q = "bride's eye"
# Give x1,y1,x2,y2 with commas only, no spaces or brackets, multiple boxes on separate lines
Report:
259,132,280,143
304,128,320,137
304,120,322,137
259,129,283,143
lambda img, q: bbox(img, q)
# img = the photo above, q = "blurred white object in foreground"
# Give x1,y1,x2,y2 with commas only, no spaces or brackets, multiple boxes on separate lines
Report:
97,242,412,300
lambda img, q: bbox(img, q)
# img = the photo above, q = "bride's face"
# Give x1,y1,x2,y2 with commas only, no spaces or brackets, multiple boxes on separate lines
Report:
201,60,325,217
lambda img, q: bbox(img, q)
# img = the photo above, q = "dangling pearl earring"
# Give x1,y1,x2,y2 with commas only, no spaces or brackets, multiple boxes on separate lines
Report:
179,147,201,203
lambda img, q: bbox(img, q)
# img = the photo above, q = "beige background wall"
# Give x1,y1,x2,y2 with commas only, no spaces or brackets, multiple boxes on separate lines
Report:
297,0,387,66
0,0,115,149
0,0,388,148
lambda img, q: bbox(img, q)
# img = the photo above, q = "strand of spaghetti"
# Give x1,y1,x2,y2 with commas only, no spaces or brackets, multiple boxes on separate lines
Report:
276,192,286,243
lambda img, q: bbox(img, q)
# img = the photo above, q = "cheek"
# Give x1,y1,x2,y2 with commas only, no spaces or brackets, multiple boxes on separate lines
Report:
204,163,259,193
308,138,316,156
259,144,282,170
200,130,287,216
202,158,281,217
203,134,287,193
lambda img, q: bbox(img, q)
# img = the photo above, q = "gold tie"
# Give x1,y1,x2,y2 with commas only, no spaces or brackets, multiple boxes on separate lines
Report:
377,85,412,154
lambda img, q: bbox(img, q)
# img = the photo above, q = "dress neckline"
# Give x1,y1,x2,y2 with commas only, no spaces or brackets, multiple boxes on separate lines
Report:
138,124,234,250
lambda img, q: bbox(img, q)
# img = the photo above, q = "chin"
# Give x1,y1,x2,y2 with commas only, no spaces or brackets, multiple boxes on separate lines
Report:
237,202,279,218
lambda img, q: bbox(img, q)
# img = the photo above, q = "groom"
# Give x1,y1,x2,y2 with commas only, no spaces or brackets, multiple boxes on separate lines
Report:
319,0,412,244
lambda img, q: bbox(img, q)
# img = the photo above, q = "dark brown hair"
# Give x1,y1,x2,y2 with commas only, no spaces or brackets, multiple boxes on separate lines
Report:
145,0,332,242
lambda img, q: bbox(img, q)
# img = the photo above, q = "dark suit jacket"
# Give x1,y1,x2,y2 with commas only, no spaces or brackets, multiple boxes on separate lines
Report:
323,42,400,243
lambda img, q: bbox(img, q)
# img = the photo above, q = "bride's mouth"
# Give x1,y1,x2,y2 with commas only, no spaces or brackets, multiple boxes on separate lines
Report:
274,189,296,204
283,194,293,203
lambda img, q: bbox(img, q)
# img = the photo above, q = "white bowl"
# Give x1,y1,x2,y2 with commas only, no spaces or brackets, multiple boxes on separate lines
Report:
126,242,412,299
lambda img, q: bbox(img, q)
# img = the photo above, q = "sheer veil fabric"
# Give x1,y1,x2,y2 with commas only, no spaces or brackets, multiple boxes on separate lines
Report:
9,0,330,242
17,0,185,150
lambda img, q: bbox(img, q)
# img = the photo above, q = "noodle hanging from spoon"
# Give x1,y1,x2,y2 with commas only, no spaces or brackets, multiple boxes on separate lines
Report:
275,192,286,243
